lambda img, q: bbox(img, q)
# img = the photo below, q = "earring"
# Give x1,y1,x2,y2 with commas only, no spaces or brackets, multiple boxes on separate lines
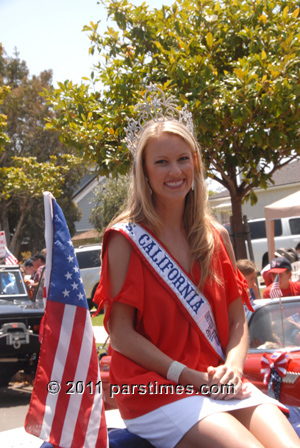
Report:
191,179,194,191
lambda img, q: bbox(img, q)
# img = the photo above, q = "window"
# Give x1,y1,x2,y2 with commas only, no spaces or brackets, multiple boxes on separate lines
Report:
249,301,300,349
76,249,101,269
289,218,300,235
248,219,282,240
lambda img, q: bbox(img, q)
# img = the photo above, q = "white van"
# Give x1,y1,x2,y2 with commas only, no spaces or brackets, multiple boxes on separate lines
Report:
225,217,300,271
75,244,102,310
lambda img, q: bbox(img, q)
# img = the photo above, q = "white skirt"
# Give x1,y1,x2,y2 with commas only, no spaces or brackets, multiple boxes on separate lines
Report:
124,383,286,448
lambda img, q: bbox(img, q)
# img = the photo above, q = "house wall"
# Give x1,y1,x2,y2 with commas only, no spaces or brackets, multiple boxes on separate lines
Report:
209,183,300,224
73,177,106,234
75,188,98,233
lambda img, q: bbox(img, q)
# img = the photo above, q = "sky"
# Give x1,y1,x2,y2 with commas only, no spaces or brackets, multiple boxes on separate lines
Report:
0,0,174,87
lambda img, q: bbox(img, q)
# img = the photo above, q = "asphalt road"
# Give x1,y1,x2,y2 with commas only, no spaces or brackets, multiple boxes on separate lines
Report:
0,382,33,432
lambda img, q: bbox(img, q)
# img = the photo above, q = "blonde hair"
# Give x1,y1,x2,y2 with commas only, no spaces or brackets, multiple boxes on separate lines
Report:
109,120,217,288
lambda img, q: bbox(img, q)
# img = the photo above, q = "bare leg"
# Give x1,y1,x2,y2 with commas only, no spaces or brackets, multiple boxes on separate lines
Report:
175,411,265,448
230,404,300,448
175,404,300,448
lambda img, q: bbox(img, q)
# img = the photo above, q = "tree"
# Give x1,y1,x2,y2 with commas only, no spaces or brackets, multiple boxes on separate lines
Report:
0,47,84,256
90,175,129,232
45,0,300,259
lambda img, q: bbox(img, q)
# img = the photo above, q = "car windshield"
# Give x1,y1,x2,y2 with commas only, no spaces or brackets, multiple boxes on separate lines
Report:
249,300,300,350
0,269,28,299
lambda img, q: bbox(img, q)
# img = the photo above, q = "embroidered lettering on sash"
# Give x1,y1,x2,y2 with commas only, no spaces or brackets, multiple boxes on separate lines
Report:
113,222,225,361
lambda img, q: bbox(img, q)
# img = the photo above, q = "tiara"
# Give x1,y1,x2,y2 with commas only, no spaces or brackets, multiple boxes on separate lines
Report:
124,84,194,155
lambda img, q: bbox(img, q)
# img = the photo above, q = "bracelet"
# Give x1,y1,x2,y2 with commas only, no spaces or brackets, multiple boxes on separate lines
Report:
166,361,186,383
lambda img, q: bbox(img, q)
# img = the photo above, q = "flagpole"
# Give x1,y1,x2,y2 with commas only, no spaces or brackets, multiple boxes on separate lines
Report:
279,296,286,347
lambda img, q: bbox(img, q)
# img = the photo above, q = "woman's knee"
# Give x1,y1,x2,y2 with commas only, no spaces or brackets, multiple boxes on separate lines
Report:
175,413,264,448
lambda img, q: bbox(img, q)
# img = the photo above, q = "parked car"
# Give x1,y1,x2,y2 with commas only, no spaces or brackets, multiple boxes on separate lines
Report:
224,217,300,270
244,296,300,406
75,244,102,310
100,296,300,409
0,265,44,386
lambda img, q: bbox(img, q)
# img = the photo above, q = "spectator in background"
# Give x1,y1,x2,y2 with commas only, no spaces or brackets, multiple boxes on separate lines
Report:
263,257,300,298
237,259,260,303
296,242,300,257
24,258,35,279
31,253,46,295
20,263,34,299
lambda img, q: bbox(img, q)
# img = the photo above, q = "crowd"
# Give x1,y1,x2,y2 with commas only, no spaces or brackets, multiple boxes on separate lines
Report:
237,243,300,304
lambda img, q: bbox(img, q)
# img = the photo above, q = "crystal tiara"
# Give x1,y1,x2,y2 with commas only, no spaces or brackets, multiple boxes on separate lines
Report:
124,84,194,155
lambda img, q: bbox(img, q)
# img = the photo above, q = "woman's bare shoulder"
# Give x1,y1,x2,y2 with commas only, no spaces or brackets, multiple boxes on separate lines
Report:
213,221,237,268
107,231,133,297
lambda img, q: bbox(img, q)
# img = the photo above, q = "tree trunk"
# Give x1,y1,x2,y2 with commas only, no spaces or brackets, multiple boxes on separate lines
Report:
9,199,29,255
230,193,247,261
0,203,11,246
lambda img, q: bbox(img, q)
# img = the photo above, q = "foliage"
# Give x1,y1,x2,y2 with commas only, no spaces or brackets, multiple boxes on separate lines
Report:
0,85,10,153
44,0,300,259
90,175,129,232
0,47,85,255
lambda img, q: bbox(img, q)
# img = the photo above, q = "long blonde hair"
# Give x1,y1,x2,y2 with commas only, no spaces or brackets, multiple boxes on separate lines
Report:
109,120,217,287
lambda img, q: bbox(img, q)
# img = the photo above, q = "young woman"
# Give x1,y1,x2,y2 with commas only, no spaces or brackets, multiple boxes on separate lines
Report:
95,87,299,448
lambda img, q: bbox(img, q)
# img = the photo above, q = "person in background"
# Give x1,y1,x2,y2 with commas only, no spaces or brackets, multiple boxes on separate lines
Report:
20,263,34,299
24,258,35,279
31,253,46,297
263,257,300,298
296,242,300,257
94,85,299,448
237,259,260,303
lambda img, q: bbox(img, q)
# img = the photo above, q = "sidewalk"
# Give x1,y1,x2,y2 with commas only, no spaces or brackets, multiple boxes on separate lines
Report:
93,325,108,344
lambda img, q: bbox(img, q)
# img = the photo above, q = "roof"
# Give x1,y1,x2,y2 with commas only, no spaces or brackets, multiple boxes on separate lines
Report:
72,229,102,241
210,160,300,199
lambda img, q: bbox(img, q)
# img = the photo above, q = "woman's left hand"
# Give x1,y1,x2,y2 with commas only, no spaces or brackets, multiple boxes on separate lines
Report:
207,364,243,400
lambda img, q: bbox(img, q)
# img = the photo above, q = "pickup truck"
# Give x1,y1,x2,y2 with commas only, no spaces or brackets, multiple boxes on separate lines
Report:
0,265,44,386
225,217,300,270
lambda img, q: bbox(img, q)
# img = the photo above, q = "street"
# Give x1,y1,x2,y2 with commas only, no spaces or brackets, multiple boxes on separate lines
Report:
0,382,32,431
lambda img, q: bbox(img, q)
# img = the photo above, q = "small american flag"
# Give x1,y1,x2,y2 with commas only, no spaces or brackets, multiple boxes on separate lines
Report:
25,192,108,448
270,274,282,299
5,246,18,265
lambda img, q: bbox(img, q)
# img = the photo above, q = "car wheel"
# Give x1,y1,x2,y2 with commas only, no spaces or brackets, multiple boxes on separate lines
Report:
87,283,100,311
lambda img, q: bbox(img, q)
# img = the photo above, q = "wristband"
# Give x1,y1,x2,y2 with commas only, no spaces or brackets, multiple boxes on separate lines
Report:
166,361,186,383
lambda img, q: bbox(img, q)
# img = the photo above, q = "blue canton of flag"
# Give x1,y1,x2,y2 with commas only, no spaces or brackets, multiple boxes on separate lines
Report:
50,201,87,309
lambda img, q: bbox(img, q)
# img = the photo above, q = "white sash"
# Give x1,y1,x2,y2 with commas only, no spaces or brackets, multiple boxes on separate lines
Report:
112,222,225,361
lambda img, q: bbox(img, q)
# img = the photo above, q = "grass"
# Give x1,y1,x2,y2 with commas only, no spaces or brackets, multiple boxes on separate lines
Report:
91,312,104,326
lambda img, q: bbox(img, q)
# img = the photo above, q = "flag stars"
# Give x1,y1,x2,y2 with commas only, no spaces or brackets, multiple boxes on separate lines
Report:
62,289,70,297
67,239,73,246
77,292,84,301
71,282,79,290
73,266,79,274
65,272,72,280
67,255,74,263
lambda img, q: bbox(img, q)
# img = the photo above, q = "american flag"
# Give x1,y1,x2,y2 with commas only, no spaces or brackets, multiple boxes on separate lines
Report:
5,246,19,265
25,192,108,448
270,274,282,299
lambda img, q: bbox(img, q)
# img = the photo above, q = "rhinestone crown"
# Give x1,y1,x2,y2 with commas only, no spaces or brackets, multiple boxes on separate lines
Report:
124,84,194,155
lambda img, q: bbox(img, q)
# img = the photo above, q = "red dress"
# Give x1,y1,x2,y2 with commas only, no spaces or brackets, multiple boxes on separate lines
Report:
95,225,242,420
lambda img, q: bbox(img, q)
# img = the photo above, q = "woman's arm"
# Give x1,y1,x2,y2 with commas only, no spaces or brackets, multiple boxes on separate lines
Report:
106,231,208,389
207,297,249,399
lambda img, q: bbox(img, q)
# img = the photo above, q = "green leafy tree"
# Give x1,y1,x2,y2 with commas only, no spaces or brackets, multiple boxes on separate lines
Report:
90,175,129,232
45,0,300,259
0,48,84,256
